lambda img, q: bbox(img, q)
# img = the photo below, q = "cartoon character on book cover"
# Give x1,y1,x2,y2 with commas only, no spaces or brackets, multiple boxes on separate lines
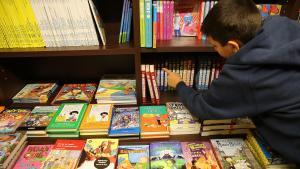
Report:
97,80,136,97
78,139,119,169
41,150,81,169
117,145,149,169
182,142,220,169
150,142,185,169
111,108,139,130
55,104,84,122
0,133,21,164
54,84,96,103
167,102,198,125
23,113,55,128
88,105,111,122
0,109,29,133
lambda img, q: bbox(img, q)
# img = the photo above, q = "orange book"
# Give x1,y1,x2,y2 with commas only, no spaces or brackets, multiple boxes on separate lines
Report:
0,106,5,113
79,104,113,133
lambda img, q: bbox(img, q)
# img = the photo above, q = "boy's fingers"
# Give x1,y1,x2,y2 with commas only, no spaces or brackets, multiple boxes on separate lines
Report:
162,68,171,74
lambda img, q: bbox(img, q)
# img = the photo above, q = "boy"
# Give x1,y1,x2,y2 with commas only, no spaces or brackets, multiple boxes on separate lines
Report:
163,0,300,165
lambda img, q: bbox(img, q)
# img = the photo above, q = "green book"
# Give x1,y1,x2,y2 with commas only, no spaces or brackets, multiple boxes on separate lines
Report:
46,103,87,132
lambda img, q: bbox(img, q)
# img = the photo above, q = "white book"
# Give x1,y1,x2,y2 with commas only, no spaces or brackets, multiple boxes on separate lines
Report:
65,0,80,46
74,0,89,46
88,0,106,45
83,0,99,46
42,0,59,47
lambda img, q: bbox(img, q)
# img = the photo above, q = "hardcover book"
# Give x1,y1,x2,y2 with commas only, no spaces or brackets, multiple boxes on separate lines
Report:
109,107,140,137
13,145,53,169
181,141,220,169
117,145,150,169
80,104,113,133
77,138,119,169
51,83,97,104
40,140,86,169
0,109,30,133
150,142,185,169
46,103,87,132
12,83,58,103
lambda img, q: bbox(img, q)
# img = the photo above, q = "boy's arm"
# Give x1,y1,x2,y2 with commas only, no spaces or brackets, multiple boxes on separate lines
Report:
174,66,257,120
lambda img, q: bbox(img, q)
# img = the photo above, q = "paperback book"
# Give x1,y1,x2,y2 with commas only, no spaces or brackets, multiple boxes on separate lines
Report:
0,109,30,133
117,145,150,169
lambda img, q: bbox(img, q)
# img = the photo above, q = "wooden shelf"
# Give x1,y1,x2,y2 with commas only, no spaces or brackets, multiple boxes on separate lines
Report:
0,43,135,58
160,91,181,104
141,37,215,53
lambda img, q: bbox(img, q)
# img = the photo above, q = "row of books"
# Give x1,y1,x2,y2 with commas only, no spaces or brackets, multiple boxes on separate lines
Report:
0,0,107,48
12,79,137,105
3,135,295,169
119,0,133,44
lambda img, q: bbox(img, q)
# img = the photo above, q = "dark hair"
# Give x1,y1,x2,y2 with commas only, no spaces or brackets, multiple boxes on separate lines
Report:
69,111,79,115
101,112,108,115
201,0,262,46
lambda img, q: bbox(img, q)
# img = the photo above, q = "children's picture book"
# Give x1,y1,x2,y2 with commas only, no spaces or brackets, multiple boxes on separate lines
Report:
167,102,199,125
77,139,119,169
150,142,186,169
140,106,169,136
80,104,113,132
19,106,59,131
40,140,85,169
181,141,220,169
0,133,27,168
109,107,140,137
117,145,149,169
46,103,87,132
95,79,136,99
0,109,30,133
51,83,97,104
13,145,53,169
12,83,58,103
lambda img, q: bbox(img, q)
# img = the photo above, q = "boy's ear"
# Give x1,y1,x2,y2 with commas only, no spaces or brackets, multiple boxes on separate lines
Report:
227,40,240,53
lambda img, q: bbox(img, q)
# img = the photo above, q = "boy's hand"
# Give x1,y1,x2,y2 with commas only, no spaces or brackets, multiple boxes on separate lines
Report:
162,68,184,88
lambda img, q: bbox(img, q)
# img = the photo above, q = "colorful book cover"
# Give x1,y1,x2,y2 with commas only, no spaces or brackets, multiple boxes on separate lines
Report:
80,104,113,131
52,83,97,104
140,106,169,135
166,102,199,125
210,138,259,169
269,4,282,16
0,109,30,133
77,139,119,169
150,142,185,169
181,141,220,169
95,79,136,99
40,140,85,169
109,107,140,136
117,145,149,169
0,133,24,167
145,0,153,47
20,106,59,130
46,103,87,132
13,145,53,169
12,83,57,103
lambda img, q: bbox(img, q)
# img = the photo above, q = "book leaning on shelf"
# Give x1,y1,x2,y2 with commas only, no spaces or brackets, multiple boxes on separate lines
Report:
0,109,30,134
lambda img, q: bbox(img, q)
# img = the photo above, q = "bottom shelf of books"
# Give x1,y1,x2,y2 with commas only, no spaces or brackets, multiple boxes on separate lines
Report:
0,102,297,169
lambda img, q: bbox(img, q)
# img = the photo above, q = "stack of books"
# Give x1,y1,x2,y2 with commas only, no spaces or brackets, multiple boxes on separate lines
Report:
201,118,255,136
95,79,137,105
46,103,87,137
12,83,58,103
140,105,170,139
79,104,113,136
166,102,201,135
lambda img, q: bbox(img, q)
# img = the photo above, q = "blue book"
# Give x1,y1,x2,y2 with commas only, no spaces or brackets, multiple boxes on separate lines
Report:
122,0,130,43
126,4,133,42
119,0,128,43
118,145,150,169
109,107,140,137
145,0,152,48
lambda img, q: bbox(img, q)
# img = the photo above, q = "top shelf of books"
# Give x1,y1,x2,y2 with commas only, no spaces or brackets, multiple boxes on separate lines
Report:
141,37,215,53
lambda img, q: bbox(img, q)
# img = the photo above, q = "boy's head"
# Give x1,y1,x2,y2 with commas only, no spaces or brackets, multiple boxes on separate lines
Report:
201,0,262,58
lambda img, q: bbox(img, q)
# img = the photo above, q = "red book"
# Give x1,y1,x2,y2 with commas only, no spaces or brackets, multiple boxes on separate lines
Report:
150,64,160,104
145,64,155,104
141,65,147,103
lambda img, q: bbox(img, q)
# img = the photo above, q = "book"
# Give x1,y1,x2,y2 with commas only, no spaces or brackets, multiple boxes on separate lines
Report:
13,145,53,169
0,109,30,133
19,106,59,134
150,142,186,169
0,133,27,169
40,140,85,169
46,103,87,133
117,145,150,169
88,0,106,45
51,83,97,104
12,83,58,103
109,107,140,137
202,118,255,131
77,138,119,169
181,141,220,169
80,104,113,134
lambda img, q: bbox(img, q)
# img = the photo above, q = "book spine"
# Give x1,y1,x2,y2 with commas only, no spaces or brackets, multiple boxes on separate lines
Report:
145,0,152,48
122,0,130,43
141,64,147,103
145,64,155,104
152,1,157,48
163,1,167,40
197,0,204,40
127,2,132,43
159,1,163,40
139,0,145,47
150,64,160,104
156,1,160,40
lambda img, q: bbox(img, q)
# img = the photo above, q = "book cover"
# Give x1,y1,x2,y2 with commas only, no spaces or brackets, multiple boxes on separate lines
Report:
80,104,113,132
12,83,57,103
0,109,30,133
140,106,169,135
13,145,53,169
181,141,220,169
109,107,140,136
150,142,185,169
117,145,149,169
88,0,106,45
46,103,87,132
77,139,119,169
20,106,59,130
166,102,200,126
96,79,136,98
52,83,97,104
41,140,85,169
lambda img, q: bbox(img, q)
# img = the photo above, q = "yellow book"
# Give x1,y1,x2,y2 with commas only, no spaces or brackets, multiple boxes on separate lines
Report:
245,139,265,168
80,104,113,133
247,132,270,167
